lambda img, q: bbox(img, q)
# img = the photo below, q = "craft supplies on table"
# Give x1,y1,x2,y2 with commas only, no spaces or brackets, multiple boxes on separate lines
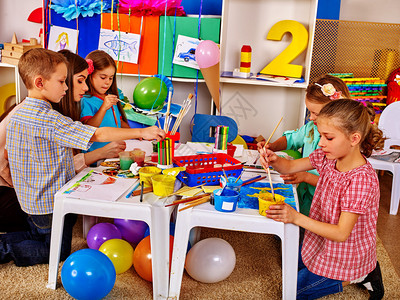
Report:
173,153,243,186
258,192,286,216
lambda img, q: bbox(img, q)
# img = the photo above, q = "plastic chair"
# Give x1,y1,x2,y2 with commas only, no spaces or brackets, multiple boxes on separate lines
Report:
168,186,299,300
191,114,238,143
46,168,175,300
368,101,400,215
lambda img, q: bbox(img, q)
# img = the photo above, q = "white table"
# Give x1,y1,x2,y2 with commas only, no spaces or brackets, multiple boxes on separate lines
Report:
168,172,300,300
46,168,175,300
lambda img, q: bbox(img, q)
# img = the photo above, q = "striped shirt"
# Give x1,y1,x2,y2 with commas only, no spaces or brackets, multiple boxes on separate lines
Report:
6,97,96,215
302,148,379,281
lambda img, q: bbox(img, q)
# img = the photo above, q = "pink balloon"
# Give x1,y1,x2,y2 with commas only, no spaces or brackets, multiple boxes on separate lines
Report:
195,40,220,68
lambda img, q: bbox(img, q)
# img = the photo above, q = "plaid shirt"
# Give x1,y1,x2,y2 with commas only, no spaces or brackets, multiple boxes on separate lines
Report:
302,149,379,281
6,97,96,215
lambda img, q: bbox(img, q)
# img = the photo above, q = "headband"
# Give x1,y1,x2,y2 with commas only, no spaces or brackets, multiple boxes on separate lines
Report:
86,59,94,75
315,82,342,100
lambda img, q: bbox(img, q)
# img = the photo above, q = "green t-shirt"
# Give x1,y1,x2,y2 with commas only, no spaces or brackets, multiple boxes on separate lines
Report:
283,121,320,216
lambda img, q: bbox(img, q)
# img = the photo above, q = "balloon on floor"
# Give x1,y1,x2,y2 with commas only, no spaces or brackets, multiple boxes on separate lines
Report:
86,222,122,250
133,235,174,282
185,237,236,283
114,218,148,246
99,238,134,274
61,249,116,300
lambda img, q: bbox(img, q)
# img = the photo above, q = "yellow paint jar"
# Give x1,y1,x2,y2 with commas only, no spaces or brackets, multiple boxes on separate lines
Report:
139,166,162,187
151,174,176,197
258,192,285,216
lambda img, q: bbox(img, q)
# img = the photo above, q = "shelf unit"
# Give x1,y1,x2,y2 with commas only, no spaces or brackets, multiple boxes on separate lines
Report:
0,62,27,114
217,0,318,137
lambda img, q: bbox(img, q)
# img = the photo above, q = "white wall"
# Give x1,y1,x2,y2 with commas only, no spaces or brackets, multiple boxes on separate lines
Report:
0,0,43,43
340,0,400,23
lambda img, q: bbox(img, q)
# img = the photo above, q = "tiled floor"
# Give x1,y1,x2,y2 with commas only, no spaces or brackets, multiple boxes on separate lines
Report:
376,171,400,277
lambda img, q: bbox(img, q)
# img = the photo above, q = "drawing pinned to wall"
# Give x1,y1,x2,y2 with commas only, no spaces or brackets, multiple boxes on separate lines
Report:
173,35,200,69
48,25,79,53
98,28,141,64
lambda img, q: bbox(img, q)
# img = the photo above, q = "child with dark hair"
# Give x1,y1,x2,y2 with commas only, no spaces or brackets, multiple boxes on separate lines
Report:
80,50,129,153
1,48,164,267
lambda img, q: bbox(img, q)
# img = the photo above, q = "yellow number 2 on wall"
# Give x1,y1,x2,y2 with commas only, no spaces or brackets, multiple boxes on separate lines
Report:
260,20,309,78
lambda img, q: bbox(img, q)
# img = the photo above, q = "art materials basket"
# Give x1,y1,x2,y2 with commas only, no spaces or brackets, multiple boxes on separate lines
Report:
152,174,176,197
173,153,243,186
213,188,239,213
258,192,285,216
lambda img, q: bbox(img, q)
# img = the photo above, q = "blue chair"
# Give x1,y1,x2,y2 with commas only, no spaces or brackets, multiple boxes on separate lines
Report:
191,114,238,143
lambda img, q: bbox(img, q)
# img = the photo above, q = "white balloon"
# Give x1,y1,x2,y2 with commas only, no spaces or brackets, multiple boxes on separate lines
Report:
185,238,236,283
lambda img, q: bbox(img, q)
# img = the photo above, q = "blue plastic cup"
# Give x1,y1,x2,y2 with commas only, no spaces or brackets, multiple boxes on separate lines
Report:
213,188,239,213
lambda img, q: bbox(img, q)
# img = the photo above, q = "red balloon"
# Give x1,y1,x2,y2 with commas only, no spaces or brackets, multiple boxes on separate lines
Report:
133,235,174,282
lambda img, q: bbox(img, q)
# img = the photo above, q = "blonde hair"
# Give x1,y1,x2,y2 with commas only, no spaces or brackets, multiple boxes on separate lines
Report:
18,48,67,90
318,98,385,157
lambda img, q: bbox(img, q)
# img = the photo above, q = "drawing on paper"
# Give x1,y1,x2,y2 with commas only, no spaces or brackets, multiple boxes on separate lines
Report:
98,28,140,64
173,35,201,70
48,25,79,53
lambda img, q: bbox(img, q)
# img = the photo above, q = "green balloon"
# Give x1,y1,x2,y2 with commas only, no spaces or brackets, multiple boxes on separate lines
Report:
133,77,168,110
281,149,302,160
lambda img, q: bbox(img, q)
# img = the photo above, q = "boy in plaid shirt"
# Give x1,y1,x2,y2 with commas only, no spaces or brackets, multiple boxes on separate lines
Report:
1,48,164,266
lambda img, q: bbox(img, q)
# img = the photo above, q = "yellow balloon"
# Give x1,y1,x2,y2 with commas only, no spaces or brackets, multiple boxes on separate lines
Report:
99,239,134,274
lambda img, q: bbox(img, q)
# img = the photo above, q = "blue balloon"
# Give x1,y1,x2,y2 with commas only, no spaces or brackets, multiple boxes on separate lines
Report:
61,249,116,300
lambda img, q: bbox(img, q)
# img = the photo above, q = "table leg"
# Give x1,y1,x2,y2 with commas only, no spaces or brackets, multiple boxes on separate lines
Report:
281,223,299,300
46,198,66,289
168,210,192,300
151,205,171,300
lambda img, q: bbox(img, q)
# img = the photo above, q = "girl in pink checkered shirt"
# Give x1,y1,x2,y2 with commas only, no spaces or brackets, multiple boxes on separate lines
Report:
260,99,385,299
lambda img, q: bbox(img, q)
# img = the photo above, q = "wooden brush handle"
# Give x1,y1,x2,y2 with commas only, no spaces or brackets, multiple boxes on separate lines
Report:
179,196,210,212
132,186,152,197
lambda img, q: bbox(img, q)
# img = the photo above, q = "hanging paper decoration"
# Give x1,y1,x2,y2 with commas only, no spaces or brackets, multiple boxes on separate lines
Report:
98,28,141,64
48,25,79,53
50,0,117,21
118,0,186,16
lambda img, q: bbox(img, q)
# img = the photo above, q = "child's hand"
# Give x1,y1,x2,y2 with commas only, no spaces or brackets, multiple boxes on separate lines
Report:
257,141,266,151
101,141,126,158
280,171,307,185
142,126,166,142
101,94,119,111
265,203,298,224
259,148,277,169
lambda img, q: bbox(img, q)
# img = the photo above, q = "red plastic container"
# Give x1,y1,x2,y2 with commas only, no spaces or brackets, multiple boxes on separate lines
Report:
173,153,243,186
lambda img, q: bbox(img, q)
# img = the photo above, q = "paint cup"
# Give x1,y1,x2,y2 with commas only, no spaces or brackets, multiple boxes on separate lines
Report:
213,188,239,213
151,174,176,197
258,192,285,216
220,176,243,193
130,148,145,167
139,166,162,187
227,143,237,157
119,151,134,170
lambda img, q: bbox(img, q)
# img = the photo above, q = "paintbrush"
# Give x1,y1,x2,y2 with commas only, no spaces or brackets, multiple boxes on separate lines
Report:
263,117,283,151
139,183,144,202
165,193,210,207
234,170,245,183
241,175,267,186
266,167,275,200
178,195,211,212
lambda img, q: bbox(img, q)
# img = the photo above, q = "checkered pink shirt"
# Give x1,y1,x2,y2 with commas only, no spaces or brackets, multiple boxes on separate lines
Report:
302,149,379,281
